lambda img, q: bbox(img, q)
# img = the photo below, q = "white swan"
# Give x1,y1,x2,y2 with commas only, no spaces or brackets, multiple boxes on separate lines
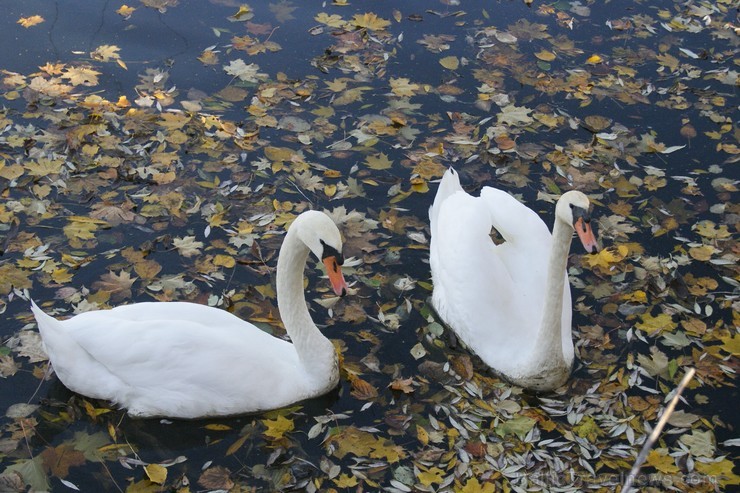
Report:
429,168,598,391
31,210,348,418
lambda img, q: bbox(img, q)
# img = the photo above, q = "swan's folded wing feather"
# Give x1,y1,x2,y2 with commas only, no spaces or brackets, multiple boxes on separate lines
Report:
95,301,248,326
63,310,298,395
480,187,551,246
432,191,525,341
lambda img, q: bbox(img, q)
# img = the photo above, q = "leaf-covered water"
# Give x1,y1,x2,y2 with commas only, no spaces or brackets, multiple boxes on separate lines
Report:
0,0,737,491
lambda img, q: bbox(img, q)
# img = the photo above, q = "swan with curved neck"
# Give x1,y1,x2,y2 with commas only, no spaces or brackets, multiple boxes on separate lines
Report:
429,168,598,390
31,210,348,418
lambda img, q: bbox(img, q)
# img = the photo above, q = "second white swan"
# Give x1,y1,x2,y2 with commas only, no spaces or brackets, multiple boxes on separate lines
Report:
429,168,598,391
31,210,348,418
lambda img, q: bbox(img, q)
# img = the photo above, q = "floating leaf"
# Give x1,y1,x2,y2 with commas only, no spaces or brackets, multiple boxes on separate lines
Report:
535,50,556,61
17,15,44,28
458,477,496,493
116,5,136,18
416,466,445,486
365,153,393,170
645,449,680,474
40,444,85,478
262,415,295,440
144,464,167,485
198,466,234,490
352,13,391,31
439,56,459,70
494,416,536,439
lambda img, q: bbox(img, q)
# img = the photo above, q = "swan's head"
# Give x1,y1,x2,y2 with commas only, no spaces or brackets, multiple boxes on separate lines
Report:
556,191,599,253
294,210,348,297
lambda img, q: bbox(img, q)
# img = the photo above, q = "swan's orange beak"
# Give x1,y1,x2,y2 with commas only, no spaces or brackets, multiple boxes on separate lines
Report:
575,218,599,253
323,256,348,297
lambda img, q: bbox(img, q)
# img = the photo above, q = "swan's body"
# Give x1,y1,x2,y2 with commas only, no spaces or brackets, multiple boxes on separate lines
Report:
429,168,598,391
31,211,348,418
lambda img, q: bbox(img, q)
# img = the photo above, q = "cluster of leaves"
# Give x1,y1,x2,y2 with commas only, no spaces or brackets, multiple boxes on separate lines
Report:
0,0,738,492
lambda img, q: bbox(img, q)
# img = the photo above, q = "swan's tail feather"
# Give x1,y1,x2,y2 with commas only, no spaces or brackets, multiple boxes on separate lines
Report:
30,299,55,331
430,167,463,238
30,300,74,357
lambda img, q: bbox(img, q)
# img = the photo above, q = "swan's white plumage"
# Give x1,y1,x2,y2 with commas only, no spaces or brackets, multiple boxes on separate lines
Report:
429,168,596,390
32,210,347,418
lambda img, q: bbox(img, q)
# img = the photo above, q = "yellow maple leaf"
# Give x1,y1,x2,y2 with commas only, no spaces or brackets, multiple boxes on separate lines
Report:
583,244,628,269
352,12,391,31
62,66,101,86
326,78,347,92
51,268,74,284
38,63,65,76
417,466,445,486
621,290,647,303
719,334,740,356
390,77,420,97
694,220,730,239
371,440,404,463
695,458,740,486
635,312,677,334
24,158,64,176
329,426,405,463
315,13,345,28
262,415,294,440
457,477,495,493
365,153,393,170
645,449,680,474
198,49,219,65
213,254,236,269
586,53,603,64
63,220,100,241
333,474,358,488
17,15,44,28
0,163,24,181
90,45,121,62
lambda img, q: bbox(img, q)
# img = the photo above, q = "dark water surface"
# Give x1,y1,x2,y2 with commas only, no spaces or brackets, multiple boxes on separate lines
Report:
0,0,737,491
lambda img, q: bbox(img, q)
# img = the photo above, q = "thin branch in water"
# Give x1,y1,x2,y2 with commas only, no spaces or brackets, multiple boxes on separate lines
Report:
622,368,696,493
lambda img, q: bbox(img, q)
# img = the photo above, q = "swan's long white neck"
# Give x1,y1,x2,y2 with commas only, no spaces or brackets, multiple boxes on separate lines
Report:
276,226,332,380
531,216,572,366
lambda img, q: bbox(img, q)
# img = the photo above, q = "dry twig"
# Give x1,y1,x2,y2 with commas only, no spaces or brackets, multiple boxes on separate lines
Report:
622,368,696,493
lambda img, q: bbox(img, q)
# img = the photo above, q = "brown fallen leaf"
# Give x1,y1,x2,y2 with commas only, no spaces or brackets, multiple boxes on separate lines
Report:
40,444,85,477
349,374,379,400
91,271,137,302
198,466,234,490
389,377,416,394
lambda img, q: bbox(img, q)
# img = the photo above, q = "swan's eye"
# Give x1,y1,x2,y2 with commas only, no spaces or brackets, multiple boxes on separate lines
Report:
571,205,591,230
321,242,344,265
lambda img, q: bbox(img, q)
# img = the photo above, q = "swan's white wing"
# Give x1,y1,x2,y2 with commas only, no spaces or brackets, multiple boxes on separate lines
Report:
59,303,306,417
431,190,527,350
479,187,553,306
